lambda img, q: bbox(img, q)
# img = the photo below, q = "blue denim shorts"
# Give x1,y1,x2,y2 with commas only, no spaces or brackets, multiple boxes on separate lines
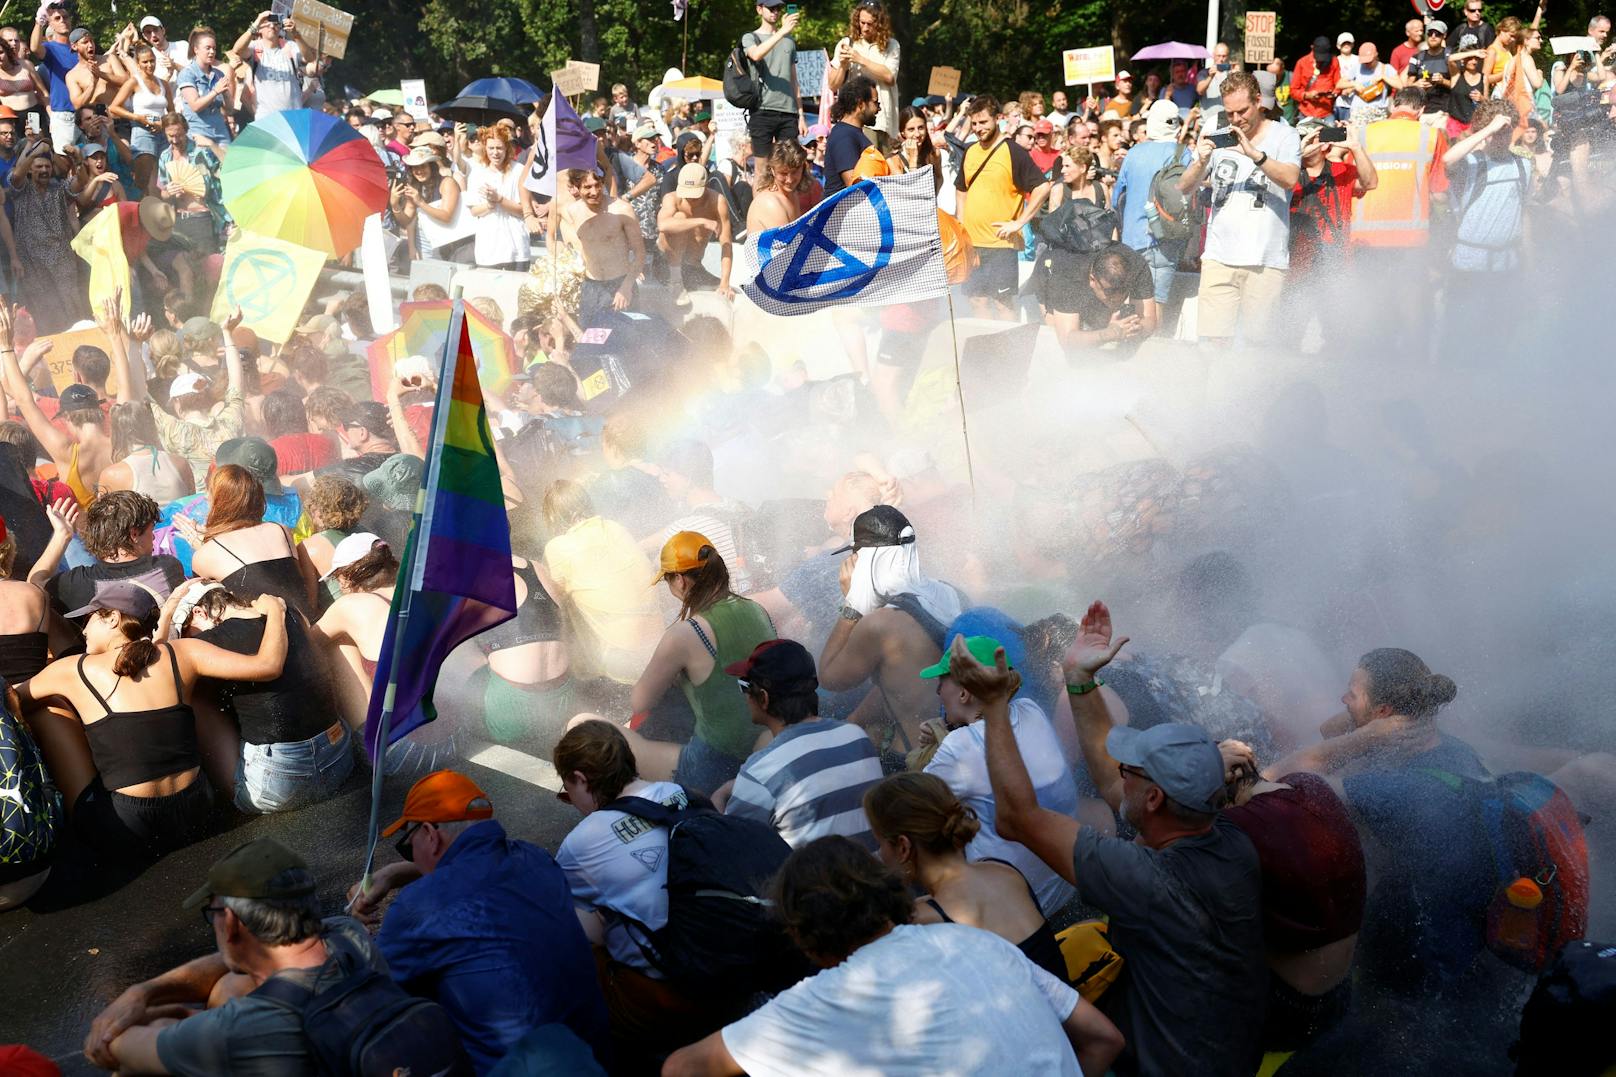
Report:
671,734,747,798
234,722,356,813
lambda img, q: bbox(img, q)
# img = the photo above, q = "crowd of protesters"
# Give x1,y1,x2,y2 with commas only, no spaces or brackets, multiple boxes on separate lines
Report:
0,0,1612,1074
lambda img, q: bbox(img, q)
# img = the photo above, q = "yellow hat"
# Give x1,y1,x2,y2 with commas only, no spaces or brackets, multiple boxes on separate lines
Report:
656,530,715,583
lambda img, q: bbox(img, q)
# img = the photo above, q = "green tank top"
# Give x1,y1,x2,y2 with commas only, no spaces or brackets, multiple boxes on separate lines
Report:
680,594,776,759
318,529,347,608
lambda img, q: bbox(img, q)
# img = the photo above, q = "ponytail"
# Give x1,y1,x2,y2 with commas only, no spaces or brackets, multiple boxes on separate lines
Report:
1358,647,1458,721
109,610,163,676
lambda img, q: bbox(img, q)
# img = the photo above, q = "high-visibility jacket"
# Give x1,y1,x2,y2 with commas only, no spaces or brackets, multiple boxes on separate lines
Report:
1351,115,1450,247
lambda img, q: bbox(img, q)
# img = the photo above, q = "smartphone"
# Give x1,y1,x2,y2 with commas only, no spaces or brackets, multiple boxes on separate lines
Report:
25,112,40,135
1209,129,1238,149
1217,62,1231,72
785,3,798,13
1318,126,1348,143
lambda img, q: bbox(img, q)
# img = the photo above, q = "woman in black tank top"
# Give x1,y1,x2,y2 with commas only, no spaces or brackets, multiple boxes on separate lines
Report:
12,581,291,858
186,463,318,617
864,772,1068,981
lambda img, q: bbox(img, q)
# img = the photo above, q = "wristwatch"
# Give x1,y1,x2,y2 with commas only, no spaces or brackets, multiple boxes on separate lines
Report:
839,605,864,623
1254,151,1269,168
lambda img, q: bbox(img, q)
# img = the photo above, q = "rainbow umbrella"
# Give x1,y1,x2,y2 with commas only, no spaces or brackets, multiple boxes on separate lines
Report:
220,109,388,258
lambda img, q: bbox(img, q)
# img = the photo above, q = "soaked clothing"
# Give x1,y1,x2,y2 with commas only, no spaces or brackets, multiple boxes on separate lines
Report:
679,595,776,761
64,441,93,508
212,531,315,620
124,444,193,504
0,594,50,683
478,560,564,651
77,646,200,789
195,614,339,744
73,771,214,856
922,859,1067,981
46,553,189,620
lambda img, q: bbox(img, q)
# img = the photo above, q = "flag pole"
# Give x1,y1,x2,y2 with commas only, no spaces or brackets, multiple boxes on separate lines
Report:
356,300,463,898
942,287,977,501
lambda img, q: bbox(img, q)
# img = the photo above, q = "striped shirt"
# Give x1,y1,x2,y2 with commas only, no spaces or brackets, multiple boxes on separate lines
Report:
726,719,884,849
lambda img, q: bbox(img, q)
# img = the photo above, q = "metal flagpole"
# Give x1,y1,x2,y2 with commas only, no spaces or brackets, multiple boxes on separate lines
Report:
355,301,463,898
942,288,977,502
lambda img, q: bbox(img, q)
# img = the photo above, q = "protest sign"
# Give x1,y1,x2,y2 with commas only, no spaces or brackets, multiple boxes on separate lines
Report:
210,229,328,343
797,49,829,98
1245,11,1277,64
569,60,601,92
927,66,961,97
1062,46,1116,86
291,0,353,58
400,78,430,120
551,65,586,98
41,326,119,396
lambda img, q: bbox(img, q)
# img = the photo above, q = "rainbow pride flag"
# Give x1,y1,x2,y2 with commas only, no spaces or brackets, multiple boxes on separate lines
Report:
364,301,516,756
366,299,519,404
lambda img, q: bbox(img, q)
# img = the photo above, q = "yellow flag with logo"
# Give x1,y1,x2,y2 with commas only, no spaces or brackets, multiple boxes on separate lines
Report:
210,229,328,343
69,205,130,320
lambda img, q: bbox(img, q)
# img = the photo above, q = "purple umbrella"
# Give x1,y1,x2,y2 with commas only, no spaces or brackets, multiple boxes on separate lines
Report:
1132,41,1212,61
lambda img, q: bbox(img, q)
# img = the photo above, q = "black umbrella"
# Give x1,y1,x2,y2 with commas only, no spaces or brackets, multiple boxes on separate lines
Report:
433,94,531,124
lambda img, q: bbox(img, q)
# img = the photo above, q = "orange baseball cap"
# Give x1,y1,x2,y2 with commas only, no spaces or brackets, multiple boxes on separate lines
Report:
380,770,493,836
656,530,714,581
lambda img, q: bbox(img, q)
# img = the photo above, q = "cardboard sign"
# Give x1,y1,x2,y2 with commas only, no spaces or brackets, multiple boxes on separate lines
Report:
291,0,353,58
1551,34,1599,55
400,78,430,121
1062,46,1116,86
796,49,829,98
42,326,119,395
927,66,961,97
1245,11,1277,65
551,66,586,98
714,100,746,134
568,60,601,92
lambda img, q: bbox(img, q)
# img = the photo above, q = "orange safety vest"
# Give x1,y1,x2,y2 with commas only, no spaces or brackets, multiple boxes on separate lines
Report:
1351,116,1449,247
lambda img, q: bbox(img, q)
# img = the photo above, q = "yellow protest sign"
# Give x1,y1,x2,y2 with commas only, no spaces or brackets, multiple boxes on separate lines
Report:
210,230,328,343
69,205,130,323
42,325,120,396
1062,46,1117,86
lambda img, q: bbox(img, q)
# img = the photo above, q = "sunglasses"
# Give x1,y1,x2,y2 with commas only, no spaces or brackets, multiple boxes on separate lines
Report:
201,903,226,927
394,821,423,861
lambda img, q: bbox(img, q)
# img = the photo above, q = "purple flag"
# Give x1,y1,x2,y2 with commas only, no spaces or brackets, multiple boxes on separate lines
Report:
526,86,601,197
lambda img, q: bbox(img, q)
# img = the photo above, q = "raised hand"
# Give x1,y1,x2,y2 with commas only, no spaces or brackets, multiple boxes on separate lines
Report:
946,633,1022,704
1061,600,1130,682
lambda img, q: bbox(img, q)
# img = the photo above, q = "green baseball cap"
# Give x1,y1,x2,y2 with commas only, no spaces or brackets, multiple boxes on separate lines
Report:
182,837,315,910
918,635,1013,679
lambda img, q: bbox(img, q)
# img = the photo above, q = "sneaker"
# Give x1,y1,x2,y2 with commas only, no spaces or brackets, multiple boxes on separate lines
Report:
682,261,720,290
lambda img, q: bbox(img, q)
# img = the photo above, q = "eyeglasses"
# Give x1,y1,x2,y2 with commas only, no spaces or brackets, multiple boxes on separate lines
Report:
736,678,752,694
394,821,423,862
1117,762,1151,782
201,903,226,927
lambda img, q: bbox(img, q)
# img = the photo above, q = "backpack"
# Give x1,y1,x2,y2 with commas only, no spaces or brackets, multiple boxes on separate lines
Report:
723,37,761,112
601,792,805,994
1513,939,1616,1075
0,697,58,880
1037,196,1119,254
1421,768,1590,972
1147,152,1193,243
254,963,474,1077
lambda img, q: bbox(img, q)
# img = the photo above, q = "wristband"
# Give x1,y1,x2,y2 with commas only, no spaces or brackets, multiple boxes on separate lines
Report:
1066,678,1104,696
839,605,864,622
1254,151,1269,167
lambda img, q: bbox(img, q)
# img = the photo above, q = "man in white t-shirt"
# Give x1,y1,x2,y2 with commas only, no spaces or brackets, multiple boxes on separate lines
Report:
922,634,1081,914
1177,70,1301,346
827,0,901,147
230,13,307,118
139,15,190,82
662,835,1124,1077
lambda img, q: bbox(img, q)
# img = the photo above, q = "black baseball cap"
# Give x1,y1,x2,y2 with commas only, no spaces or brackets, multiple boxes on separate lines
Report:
58,383,102,411
1312,35,1333,59
64,579,161,621
725,639,818,689
833,504,915,555
183,837,315,910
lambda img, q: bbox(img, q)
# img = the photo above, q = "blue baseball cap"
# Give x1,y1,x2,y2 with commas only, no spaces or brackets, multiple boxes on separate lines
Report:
1107,722,1226,813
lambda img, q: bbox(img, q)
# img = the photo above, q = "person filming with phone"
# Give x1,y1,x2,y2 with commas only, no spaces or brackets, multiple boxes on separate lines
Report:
1177,70,1301,348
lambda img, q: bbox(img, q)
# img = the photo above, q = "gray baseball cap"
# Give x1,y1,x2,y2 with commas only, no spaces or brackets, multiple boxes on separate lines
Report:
1107,722,1227,813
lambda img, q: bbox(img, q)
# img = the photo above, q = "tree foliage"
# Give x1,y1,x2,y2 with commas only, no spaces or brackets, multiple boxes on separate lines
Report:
73,0,1600,106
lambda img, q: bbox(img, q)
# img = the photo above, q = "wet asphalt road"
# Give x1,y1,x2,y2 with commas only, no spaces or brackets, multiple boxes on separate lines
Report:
0,757,578,1074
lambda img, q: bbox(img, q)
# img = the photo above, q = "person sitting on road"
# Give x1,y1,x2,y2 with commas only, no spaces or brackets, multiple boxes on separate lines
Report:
662,835,1124,1077
45,490,187,619
83,838,451,1075
719,638,884,847
182,462,318,618
864,770,1067,980
349,770,610,1072
14,582,287,860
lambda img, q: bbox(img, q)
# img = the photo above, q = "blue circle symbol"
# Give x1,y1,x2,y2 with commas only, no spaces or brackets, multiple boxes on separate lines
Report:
753,181,896,305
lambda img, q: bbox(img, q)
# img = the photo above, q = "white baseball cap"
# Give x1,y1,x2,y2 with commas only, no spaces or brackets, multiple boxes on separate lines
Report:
170,371,210,397
372,108,394,121
1337,31,1356,45
322,533,386,580
139,15,164,29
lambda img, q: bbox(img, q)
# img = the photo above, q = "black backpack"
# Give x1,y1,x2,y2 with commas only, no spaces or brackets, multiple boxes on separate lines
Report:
1037,196,1119,254
254,963,474,1077
1514,939,1616,1075
1147,152,1194,243
601,792,805,993
723,36,761,111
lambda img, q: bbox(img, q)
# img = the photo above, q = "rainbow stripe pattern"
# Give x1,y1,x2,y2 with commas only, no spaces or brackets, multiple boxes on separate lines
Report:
365,302,517,755
367,300,519,402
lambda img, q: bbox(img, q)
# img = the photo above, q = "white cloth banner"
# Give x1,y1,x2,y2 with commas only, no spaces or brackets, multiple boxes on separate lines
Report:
743,168,948,317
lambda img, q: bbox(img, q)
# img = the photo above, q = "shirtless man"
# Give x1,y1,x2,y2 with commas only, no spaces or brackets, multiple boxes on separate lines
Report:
656,162,734,301
65,28,122,111
558,168,644,325
746,139,809,235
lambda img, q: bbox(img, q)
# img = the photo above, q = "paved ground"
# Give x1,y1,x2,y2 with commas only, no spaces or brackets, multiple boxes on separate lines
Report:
1,745,577,1074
